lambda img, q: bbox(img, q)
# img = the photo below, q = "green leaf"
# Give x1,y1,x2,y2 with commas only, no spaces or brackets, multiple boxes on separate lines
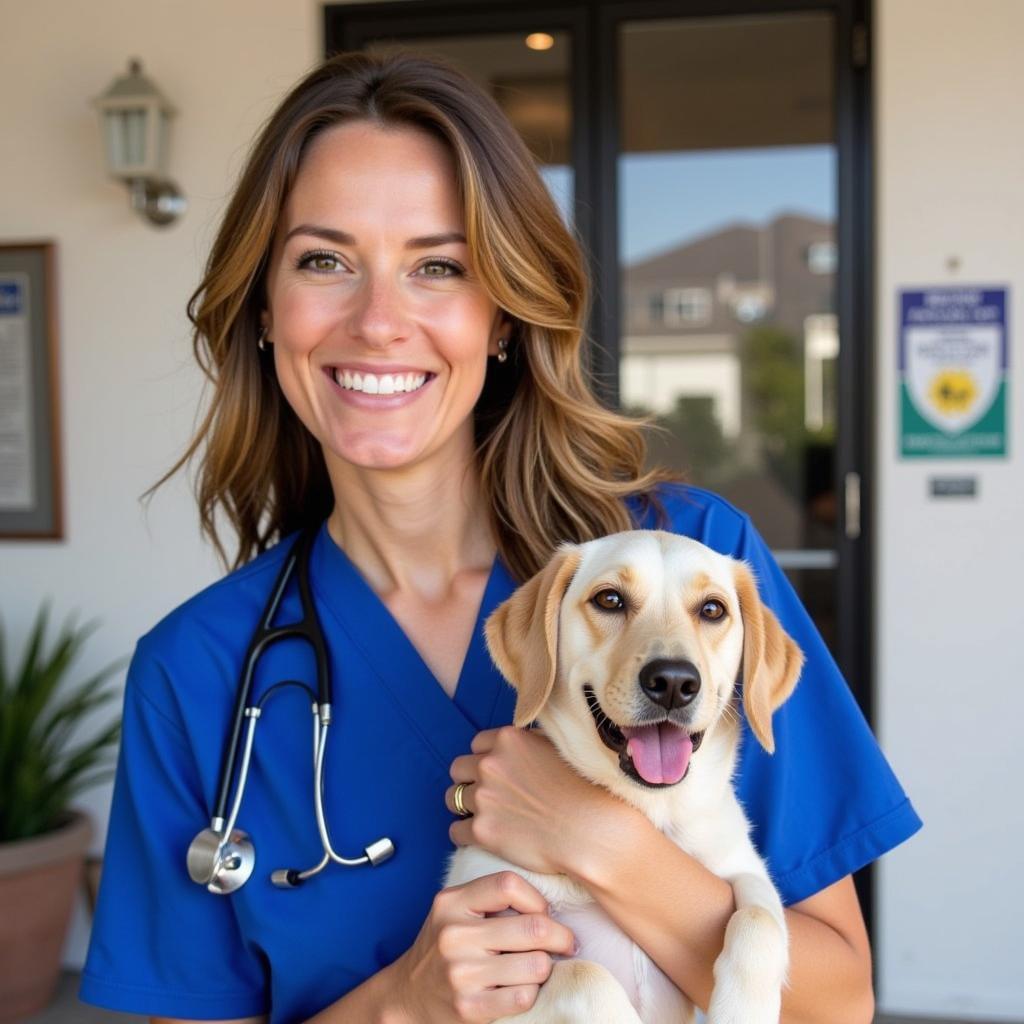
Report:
37,659,126,749
12,602,53,696
47,720,122,793
0,606,125,843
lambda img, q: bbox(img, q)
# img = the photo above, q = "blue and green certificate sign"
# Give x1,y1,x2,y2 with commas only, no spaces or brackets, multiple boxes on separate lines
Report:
899,287,1009,457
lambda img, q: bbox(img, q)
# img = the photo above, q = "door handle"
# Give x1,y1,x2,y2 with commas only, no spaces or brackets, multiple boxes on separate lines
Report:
844,471,861,540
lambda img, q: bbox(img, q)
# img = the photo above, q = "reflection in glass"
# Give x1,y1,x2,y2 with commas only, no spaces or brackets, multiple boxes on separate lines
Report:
618,14,837,644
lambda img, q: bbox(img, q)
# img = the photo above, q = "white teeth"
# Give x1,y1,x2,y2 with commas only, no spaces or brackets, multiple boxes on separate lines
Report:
333,369,429,395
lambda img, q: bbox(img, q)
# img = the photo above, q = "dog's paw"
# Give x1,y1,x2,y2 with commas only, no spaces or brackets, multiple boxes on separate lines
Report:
705,905,787,1024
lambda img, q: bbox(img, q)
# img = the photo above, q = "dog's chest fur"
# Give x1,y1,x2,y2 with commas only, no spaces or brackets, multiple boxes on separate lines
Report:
443,767,750,1024
445,844,692,1023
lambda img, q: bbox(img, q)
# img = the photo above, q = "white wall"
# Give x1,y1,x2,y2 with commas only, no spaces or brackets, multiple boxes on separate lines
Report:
0,0,323,966
874,1,1024,1019
2,0,1023,1015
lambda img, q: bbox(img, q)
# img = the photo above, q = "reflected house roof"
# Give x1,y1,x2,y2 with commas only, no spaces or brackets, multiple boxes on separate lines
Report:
623,212,835,344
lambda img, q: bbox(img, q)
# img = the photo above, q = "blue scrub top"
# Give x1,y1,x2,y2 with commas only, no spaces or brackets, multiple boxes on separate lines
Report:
80,483,921,1022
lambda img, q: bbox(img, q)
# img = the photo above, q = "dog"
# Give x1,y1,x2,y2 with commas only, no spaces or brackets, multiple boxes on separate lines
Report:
444,529,804,1024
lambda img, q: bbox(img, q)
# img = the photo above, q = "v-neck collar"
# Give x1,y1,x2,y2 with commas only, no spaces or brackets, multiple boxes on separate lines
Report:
308,520,518,768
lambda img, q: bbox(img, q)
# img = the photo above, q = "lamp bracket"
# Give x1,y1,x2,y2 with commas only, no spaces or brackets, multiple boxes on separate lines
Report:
129,178,187,226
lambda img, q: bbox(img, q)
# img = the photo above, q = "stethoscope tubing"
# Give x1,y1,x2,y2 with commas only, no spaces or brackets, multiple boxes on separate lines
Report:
212,529,328,823
189,525,394,894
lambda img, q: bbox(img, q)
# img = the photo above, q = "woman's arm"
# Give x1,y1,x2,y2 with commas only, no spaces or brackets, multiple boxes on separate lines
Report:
571,803,874,1024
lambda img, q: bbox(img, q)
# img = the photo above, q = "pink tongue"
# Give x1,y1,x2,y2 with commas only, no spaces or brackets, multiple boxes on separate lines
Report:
621,724,693,784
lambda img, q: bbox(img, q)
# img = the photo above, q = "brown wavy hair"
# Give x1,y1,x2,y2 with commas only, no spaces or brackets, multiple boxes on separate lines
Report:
147,50,681,582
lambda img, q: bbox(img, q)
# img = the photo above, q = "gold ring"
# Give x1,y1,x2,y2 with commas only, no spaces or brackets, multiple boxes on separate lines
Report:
453,782,473,818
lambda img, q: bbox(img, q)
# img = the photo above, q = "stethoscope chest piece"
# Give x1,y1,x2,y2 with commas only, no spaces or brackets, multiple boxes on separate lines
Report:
187,825,256,895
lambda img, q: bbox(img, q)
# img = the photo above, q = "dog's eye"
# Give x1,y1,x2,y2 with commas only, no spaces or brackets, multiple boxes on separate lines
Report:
700,599,727,621
592,589,625,612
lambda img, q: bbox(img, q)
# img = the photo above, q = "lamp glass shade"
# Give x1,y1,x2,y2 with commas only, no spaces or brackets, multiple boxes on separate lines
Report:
100,101,169,179
95,61,174,181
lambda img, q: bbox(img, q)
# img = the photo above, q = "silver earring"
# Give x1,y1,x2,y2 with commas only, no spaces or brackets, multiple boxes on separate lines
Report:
258,326,271,352
496,337,508,363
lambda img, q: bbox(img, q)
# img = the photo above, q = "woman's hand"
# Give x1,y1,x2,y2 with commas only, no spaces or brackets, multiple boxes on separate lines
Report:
390,870,576,1024
446,725,630,878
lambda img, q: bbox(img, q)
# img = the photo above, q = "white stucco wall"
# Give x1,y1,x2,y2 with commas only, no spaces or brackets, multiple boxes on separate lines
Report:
874,1,1024,1018
1,1,1022,1017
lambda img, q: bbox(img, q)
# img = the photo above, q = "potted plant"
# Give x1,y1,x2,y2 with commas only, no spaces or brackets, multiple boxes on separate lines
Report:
0,603,124,1022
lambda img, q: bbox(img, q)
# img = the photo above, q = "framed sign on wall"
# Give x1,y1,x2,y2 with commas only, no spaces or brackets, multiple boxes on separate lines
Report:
899,285,1009,459
0,241,63,539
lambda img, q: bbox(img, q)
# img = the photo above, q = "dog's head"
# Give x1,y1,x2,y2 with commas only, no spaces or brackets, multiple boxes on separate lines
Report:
484,530,803,796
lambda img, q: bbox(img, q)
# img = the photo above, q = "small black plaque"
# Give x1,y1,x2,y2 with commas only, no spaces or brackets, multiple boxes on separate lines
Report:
929,476,978,498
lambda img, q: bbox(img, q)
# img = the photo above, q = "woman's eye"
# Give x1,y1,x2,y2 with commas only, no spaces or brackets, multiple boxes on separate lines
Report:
592,589,625,612
296,250,341,274
419,258,463,278
700,599,727,621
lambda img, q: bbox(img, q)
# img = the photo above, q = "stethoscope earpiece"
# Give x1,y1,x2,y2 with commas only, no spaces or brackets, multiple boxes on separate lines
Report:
271,868,303,889
365,837,396,866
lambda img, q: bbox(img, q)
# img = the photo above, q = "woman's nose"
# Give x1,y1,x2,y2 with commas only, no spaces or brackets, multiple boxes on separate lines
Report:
346,273,411,349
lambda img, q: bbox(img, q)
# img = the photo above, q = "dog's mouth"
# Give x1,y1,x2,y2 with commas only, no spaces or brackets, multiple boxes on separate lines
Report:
584,684,704,788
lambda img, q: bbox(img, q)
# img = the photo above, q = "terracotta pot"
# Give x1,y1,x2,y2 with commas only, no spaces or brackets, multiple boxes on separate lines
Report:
0,811,93,1022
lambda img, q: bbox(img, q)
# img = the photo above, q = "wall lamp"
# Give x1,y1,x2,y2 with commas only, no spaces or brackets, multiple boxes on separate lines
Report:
93,59,187,227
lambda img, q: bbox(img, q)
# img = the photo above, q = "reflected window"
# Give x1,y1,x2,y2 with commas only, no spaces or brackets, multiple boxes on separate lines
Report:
664,287,712,326
807,240,838,275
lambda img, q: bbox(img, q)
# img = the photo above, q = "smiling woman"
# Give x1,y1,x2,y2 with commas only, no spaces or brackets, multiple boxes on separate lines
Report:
80,49,919,1024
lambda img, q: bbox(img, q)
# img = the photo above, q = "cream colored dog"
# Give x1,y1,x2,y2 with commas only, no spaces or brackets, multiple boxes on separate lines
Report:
444,529,804,1024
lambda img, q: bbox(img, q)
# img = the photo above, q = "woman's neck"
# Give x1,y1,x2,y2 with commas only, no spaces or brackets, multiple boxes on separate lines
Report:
323,447,495,602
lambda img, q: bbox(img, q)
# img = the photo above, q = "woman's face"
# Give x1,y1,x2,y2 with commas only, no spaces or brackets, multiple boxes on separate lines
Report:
263,119,508,475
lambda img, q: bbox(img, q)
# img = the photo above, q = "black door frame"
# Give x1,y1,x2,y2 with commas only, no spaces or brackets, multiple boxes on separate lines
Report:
325,0,876,933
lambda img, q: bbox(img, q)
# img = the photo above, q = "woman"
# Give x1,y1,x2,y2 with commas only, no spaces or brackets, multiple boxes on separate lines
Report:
81,51,920,1024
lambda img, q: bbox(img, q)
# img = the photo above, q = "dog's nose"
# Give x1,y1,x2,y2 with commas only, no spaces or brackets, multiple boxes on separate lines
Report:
638,658,701,711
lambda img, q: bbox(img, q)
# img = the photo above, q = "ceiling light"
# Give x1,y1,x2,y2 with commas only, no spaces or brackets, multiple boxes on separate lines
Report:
525,33,555,51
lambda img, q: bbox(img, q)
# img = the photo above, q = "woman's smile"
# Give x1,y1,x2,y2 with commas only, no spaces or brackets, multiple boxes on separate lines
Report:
324,365,436,408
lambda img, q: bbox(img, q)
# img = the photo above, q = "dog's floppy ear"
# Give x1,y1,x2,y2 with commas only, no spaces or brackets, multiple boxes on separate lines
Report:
733,561,804,754
484,545,582,728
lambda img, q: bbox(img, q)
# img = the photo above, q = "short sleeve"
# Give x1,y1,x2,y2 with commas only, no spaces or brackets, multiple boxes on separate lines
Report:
79,636,269,1019
731,513,923,905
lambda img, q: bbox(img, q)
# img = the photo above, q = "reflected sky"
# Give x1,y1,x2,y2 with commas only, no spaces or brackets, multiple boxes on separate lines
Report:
539,145,834,265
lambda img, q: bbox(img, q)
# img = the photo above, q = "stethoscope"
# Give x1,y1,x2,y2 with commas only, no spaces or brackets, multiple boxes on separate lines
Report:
186,526,395,895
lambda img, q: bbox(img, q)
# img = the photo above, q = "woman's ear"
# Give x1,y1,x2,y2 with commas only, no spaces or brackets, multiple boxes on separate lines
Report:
733,561,804,753
484,546,582,727
488,311,514,357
